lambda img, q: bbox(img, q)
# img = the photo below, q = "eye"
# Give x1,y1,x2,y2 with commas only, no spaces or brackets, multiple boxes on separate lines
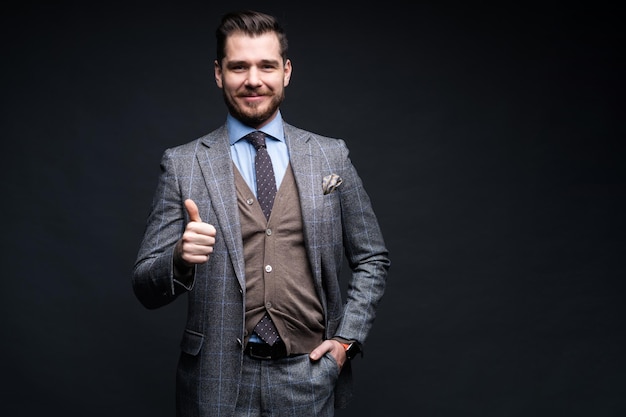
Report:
258,60,280,71
227,62,249,72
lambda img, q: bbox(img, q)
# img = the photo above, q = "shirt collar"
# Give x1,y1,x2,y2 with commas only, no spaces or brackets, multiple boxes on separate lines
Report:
227,111,285,146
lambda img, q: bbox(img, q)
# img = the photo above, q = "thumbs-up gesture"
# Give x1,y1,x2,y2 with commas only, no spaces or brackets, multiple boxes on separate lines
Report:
174,199,217,267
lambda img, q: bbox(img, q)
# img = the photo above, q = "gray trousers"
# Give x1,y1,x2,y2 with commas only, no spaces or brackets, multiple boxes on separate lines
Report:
234,353,340,417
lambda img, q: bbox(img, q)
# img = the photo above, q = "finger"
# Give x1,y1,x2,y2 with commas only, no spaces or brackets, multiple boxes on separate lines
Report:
309,341,331,361
184,199,202,223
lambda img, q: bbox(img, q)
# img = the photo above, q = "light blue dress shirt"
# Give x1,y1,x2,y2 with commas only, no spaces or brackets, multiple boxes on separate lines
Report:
227,111,290,197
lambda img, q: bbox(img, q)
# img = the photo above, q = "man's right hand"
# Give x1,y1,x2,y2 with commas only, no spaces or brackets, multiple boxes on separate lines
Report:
174,199,217,267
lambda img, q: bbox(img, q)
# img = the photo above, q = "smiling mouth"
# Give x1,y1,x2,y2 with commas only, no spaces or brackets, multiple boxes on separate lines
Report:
241,95,266,103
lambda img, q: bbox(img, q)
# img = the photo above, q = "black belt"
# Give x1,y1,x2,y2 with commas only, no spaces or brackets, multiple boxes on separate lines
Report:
245,340,288,360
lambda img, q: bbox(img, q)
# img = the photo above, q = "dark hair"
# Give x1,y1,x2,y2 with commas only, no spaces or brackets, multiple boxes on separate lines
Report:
216,10,288,64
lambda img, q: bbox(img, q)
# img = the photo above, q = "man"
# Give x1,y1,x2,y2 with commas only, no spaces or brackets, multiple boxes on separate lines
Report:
132,9,390,417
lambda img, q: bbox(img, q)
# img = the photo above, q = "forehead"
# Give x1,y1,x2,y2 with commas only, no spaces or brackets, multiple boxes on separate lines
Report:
223,31,282,62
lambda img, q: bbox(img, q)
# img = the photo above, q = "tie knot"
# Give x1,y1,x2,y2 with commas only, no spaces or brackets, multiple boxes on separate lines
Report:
244,131,266,150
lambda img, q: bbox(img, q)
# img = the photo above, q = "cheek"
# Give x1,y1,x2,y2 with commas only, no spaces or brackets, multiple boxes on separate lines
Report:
221,79,238,92
222,75,247,92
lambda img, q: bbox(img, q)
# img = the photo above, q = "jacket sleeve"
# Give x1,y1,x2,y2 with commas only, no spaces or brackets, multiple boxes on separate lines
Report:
132,148,195,309
333,140,391,345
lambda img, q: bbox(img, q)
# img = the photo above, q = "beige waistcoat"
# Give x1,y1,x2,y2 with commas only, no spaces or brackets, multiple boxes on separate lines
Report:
234,163,324,354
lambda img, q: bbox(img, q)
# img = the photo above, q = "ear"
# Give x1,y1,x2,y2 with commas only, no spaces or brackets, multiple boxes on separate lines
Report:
214,60,223,88
283,59,292,87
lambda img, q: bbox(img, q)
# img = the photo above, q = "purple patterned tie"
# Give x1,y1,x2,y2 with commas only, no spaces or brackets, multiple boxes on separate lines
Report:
254,314,280,346
245,131,277,220
245,131,280,345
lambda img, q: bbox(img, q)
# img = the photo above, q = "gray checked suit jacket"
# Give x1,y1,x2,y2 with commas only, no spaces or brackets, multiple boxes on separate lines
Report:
132,121,390,416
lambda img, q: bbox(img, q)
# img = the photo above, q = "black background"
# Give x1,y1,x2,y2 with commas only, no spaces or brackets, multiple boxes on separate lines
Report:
2,2,624,416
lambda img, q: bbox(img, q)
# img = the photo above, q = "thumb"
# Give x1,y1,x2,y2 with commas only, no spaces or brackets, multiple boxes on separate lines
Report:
184,199,202,223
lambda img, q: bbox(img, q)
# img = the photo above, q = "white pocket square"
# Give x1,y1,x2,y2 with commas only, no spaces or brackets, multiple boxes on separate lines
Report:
322,174,343,195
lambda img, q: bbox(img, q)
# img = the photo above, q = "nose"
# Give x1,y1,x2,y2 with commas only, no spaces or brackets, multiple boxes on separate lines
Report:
245,67,263,87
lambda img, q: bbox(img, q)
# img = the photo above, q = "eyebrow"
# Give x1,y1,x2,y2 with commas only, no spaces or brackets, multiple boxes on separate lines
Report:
226,59,281,67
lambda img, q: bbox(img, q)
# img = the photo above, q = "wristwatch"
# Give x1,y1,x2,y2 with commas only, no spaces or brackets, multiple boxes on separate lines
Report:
341,341,362,360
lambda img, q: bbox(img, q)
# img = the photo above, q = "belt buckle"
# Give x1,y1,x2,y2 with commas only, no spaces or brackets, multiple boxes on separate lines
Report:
246,341,288,360
247,343,273,360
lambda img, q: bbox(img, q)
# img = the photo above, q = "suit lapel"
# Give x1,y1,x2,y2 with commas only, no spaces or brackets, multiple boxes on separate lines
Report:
196,127,246,289
284,124,324,286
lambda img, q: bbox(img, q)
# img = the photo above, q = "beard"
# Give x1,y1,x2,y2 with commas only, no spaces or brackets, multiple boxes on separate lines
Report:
223,88,285,128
